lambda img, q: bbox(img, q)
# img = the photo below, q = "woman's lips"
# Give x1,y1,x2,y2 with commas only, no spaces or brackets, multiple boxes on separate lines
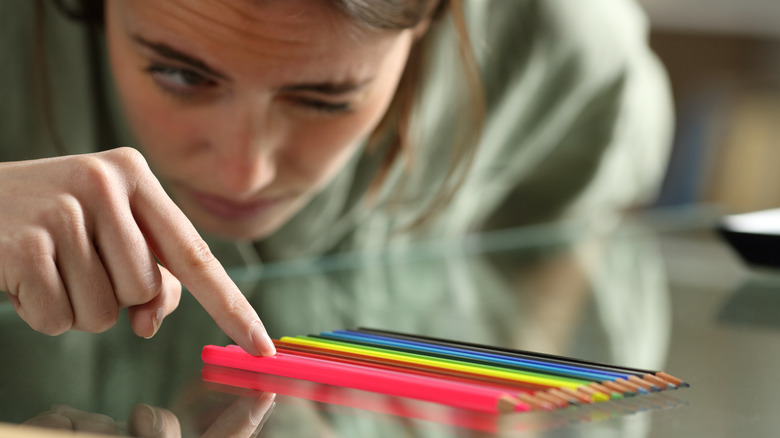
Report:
187,189,283,221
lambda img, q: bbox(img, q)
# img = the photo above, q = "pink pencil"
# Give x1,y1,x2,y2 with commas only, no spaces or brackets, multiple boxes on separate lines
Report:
202,345,531,414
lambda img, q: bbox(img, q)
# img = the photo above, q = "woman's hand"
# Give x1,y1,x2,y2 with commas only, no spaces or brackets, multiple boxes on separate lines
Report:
0,148,275,356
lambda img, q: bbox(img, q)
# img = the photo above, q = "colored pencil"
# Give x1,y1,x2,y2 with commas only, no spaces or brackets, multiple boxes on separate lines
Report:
274,339,609,402
201,328,688,415
280,335,588,390
272,342,546,393
322,330,653,393
201,345,531,414
273,340,588,407
293,335,623,399
323,331,625,380
271,345,539,396
356,327,688,388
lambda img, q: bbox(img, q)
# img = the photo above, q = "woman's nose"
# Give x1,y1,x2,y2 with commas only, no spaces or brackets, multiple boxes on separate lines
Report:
216,147,276,197
214,101,281,197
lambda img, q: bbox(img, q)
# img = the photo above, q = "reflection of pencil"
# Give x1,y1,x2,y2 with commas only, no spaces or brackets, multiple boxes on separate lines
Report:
201,345,531,414
201,365,506,433
356,328,688,389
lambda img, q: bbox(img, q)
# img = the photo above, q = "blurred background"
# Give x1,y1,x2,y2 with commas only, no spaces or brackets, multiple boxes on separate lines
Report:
637,0,780,214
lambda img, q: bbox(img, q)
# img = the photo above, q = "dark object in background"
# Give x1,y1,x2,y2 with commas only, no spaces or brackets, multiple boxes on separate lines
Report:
719,209,780,269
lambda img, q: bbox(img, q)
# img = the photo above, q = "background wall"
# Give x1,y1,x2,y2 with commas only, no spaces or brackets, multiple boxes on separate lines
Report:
637,0,780,213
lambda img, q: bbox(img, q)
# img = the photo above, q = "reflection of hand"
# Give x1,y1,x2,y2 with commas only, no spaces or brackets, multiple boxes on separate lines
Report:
200,391,276,438
23,404,127,435
21,392,275,437
21,404,180,437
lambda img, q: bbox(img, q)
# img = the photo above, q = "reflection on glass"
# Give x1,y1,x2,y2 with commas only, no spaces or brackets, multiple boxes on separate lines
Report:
0,219,679,437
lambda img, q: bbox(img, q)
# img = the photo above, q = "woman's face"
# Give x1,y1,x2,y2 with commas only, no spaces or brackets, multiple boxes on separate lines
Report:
106,0,418,240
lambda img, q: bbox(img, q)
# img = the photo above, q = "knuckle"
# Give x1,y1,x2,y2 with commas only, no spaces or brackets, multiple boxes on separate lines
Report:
30,311,73,336
110,147,151,177
51,194,86,233
181,237,217,271
111,146,147,166
7,230,55,281
14,228,52,261
227,293,247,315
68,153,136,211
79,154,113,187
81,307,118,333
105,147,154,194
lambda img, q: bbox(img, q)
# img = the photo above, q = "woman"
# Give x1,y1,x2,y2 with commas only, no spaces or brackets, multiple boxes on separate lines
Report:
0,0,673,354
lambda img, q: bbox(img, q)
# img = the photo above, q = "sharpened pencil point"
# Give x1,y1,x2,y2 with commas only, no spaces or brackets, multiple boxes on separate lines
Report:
656,372,684,386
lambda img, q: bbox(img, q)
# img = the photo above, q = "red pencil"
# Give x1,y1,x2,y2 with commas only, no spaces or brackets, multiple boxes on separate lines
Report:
202,345,531,414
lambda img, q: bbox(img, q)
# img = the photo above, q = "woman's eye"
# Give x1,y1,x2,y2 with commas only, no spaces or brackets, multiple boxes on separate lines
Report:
291,98,353,115
145,64,215,95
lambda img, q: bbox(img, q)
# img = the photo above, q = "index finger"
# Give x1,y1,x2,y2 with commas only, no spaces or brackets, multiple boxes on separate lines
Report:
127,161,275,356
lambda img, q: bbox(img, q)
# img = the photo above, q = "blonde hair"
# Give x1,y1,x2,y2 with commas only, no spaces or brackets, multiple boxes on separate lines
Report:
334,0,486,227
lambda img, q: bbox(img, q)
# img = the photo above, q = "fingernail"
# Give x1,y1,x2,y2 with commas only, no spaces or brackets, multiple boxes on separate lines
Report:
249,321,276,356
144,307,164,339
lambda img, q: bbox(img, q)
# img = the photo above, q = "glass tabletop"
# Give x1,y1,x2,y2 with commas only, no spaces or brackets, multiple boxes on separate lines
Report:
1,206,776,437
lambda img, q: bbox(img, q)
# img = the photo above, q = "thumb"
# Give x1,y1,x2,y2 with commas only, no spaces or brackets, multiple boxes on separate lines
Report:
128,264,182,339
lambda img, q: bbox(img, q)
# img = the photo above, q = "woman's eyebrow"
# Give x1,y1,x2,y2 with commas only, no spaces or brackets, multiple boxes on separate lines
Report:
132,35,228,80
